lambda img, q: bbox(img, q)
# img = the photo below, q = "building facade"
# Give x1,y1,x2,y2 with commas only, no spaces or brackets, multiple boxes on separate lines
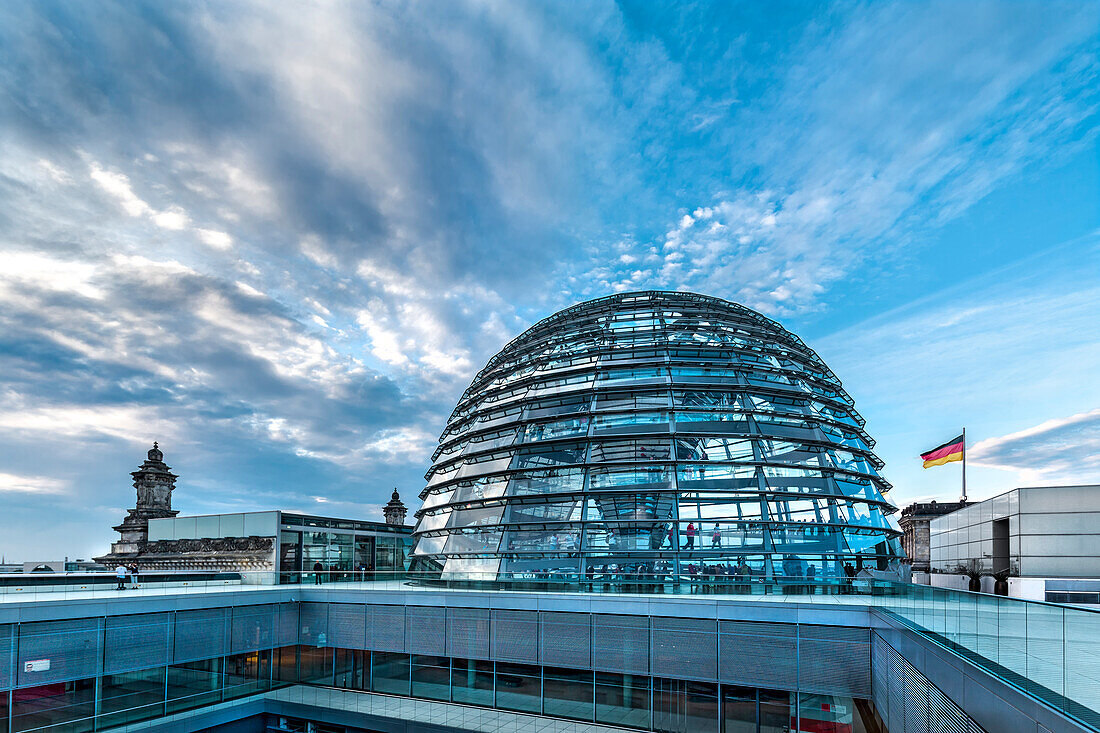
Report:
929,485,1100,579
411,291,903,581
898,500,967,573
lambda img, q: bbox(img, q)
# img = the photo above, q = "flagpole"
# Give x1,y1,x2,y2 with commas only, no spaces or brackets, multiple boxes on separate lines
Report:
961,426,967,503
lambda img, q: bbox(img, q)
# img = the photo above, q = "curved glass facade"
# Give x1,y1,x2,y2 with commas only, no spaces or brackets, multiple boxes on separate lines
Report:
410,291,903,581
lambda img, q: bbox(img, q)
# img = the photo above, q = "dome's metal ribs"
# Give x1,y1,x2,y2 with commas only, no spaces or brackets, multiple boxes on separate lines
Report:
410,291,904,581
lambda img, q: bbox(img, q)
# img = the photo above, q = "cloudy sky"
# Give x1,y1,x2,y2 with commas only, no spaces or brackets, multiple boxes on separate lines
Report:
0,1,1097,560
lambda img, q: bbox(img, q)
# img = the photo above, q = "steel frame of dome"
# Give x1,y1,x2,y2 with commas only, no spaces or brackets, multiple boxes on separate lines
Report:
410,290,903,581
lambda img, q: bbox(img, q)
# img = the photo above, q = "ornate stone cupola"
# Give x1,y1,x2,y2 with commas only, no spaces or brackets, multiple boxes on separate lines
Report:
98,442,180,560
384,488,407,526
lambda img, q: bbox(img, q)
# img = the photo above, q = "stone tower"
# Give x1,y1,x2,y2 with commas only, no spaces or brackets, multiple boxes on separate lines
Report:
384,488,407,526
96,442,180,562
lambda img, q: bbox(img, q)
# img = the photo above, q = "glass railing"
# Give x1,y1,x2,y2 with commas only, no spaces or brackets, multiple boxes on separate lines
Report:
874,580,1100,730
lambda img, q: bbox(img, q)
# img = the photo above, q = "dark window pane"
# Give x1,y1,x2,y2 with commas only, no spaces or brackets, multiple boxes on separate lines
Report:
653,678,718,733
596,672,650,729
273,645,298,684
98,667,166,728
411,655,450,701
759,688,791,733
371,652,410,696
335,648,368,690
12,678,96,733
495,662,540,714
224,650,271,699
721,685,756,733
167,658,222,713
451,658,493,707
543,667,593,721
299,645,332,684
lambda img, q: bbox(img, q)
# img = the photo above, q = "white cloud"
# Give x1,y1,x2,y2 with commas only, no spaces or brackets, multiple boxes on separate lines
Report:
197,228,233,250
0,472,68,495
89,163,152,217
0,252,103,300
300,235,338,269
356,308,410,366
970,409,1100,484
152,207,190,230
361,427,437,461
0,403,177,445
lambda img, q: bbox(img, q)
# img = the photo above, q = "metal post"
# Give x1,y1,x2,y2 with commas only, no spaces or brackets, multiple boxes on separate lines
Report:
961,427,967,503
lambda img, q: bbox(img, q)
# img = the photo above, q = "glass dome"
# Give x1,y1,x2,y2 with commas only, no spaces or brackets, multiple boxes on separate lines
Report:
410,291,903,582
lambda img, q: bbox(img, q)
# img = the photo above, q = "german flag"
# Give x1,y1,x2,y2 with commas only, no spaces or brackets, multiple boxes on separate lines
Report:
921,434,964,468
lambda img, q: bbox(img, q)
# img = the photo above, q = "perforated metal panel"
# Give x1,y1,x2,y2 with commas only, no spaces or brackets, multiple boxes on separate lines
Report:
328,603,367,649
874,631,987,733
871,632,890,720
798,625,870,697
540,611,591,668
0,624,12,691
299,602,328,646
369,605,405,652
275,602,299,646
651,616,717,681
719,620,797,690
173,607,228,663
104,613,170,674
902,660,925,733
446,607,489,659
491,609,539,663
405,606,446,655
928,684,968,733
231,603,275,653
592,614,649,675
17,618,102,686
887,642,906,733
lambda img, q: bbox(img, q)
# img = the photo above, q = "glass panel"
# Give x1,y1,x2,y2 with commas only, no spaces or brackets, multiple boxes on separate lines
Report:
411,655,450,701
273,645,298,683
279,530,302,577
371,652,410,696
299,645,332,684
596,672,649,729
224,650,271,699
653,678,719,733
511,442,586,469
1024,602,1064,699
495,662,541,714
98,667,166,728
524,417,590,441
451,658,494,707
721,685,756,733
334,648,369,690
507,469,584,497
543,667,594,721
758,688,791,733
167,658,222,713
797,693,857,733
11,678,96,733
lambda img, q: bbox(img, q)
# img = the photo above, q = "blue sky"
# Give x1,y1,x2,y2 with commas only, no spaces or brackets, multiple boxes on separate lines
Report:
0,1,1097,559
